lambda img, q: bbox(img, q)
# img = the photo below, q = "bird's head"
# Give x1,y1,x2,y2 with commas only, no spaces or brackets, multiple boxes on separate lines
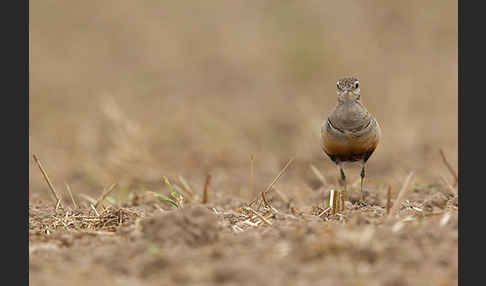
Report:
336,77,360,102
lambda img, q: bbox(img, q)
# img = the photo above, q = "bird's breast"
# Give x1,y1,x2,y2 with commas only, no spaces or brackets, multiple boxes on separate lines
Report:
329,101,371,131
321,117,380,158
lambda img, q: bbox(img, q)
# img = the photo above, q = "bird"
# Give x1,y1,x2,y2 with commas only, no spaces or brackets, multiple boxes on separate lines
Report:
320,77,381,202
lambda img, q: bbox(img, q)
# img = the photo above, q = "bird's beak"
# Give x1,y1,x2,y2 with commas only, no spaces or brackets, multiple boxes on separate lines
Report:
343,91,354,99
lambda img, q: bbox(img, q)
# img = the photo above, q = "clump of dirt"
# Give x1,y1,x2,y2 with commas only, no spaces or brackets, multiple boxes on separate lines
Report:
422,192,450,212
140,204,223,247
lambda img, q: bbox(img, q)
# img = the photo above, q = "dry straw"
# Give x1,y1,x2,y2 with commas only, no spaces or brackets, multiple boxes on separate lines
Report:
178,175,194,199
95,183,118,209
263,158,294,195
33,154,63,208
386,185,392,216
330,189,336,215
248,157,294,208
440,174,458,196
64,182,78,209
439,148,458,187
243,207,273,226
250,155,255,196
388,172,415,219
202,173,212,204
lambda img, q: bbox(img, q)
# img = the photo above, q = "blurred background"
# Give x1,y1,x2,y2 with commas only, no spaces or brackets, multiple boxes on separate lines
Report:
29,0,457,202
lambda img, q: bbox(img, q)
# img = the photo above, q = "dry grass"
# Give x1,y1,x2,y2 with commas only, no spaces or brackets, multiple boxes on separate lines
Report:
29,204,141,234
388,172,415,219
95,183,118,209
29,157,458,285
32,154,63,208
202,174,212,204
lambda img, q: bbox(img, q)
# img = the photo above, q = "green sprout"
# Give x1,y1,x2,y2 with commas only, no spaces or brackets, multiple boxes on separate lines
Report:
146,176,184,208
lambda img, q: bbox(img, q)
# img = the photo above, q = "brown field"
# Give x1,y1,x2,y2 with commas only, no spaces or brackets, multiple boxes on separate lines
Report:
29,1,458,285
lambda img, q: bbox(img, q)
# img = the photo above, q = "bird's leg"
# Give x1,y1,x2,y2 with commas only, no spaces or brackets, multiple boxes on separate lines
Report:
336,162,347,201
360,162,366,202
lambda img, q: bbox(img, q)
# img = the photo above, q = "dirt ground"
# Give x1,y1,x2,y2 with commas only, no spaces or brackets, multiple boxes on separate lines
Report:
29,1,458,285
30,185,458,286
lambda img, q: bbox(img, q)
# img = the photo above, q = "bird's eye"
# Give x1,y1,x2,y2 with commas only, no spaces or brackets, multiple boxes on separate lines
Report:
354,82,359,89
336,82,340,89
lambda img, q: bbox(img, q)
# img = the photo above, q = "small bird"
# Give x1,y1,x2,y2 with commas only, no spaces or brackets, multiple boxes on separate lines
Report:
320,77,381,201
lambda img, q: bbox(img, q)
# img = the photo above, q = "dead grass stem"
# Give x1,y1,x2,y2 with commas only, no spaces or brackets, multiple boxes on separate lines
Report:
330,189,337,215
95,183,118,209
250,154,255,197
318,207,331,217
249,158,294,210
264,158,294,195
386,185,392,216
339,190,344,211
90,204,100,217
202,174,212,204
439,148,458,187
178,175,194,198
243,207,273,226
439,174,458,196
64,183,78,209
33,154,63,208
388,172,415,219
